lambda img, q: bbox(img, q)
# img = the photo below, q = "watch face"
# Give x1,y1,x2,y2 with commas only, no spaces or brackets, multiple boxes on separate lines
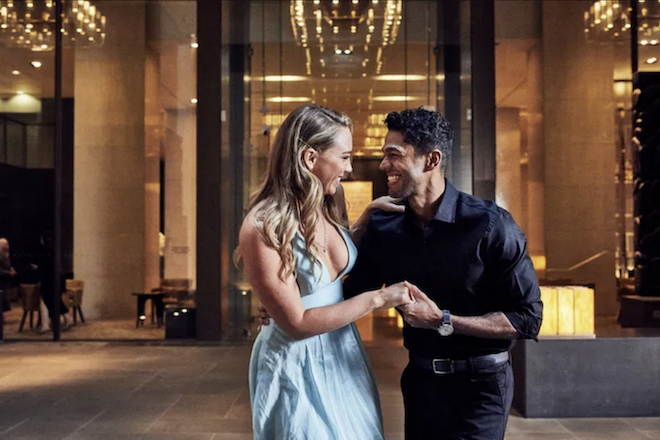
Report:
438,324,454,336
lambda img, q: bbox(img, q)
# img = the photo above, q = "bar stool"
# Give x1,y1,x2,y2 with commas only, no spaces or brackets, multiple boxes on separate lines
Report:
18,284,42,332
63,279,85,324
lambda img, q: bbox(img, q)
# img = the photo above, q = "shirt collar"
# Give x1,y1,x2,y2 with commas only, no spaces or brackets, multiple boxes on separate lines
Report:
403,178,458,225
433,179,458,224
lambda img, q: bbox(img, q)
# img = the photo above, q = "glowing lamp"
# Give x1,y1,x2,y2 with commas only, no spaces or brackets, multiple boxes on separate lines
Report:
539,285,595,338
538,287,558,335
557,287,575,335
573,286,595,335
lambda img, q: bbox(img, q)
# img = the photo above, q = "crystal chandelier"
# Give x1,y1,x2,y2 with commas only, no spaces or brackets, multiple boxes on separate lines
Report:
289,0,403,77
0,0,106,52
584,0,659,46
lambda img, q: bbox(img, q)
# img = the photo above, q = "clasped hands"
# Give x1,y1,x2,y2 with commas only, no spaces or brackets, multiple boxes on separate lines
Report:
396,282,443,329
257,281,442,330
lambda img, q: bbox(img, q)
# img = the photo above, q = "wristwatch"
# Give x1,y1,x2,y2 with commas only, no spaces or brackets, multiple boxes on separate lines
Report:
437,310,454,336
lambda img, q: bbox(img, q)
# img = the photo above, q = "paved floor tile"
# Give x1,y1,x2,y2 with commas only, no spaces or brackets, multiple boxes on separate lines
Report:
1,338,660,440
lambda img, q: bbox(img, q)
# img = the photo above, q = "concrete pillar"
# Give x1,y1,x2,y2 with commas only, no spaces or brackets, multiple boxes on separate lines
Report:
74,0,147,319
525,43,546,279
145,50,162,292
162,45,197,287
542,1,617,316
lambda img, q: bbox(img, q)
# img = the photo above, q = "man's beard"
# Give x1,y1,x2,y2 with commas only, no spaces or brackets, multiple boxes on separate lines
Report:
388,175,415,199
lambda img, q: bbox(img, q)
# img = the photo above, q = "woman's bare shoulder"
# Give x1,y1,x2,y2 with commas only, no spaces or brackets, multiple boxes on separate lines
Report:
239,202,267,245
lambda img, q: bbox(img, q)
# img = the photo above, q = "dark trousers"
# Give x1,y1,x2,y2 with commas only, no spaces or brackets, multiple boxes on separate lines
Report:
402,360,514,440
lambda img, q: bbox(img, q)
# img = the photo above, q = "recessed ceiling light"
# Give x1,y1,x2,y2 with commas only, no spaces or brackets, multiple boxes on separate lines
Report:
190,42,199,48
31,60,42,68
12,70,20,75
190,98,198,104
647,57,658,64
335,49,342,54
344,49,352,55
17,90,25,95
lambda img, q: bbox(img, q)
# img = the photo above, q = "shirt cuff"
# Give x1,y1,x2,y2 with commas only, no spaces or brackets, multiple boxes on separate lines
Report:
503,310,540,341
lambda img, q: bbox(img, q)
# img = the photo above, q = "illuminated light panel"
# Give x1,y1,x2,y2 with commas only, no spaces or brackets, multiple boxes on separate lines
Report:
253,75,309,82
372,95,417,102
374,74,427,81
267,97,311,103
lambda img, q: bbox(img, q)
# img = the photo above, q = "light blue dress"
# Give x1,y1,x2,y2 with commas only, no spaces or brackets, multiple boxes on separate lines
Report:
249,228,385,440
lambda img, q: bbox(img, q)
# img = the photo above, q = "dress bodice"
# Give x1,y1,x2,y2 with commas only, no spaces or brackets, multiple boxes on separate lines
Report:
292,226,357,308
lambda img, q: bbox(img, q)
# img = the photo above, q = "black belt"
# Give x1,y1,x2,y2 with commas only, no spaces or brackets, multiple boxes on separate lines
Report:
410,351,509,375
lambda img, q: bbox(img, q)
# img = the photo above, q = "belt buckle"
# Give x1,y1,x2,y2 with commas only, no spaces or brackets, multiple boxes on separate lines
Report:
432,358,454,375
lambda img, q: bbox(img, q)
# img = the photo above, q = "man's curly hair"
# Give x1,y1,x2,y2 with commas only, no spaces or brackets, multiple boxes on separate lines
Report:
384,108,453,171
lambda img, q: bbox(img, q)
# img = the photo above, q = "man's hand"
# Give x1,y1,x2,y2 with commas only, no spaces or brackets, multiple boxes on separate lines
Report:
257,304,271,327
398,282,443,329
9,267,17,277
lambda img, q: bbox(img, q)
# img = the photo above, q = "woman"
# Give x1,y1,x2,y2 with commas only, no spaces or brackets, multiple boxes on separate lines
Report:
237,104,413,440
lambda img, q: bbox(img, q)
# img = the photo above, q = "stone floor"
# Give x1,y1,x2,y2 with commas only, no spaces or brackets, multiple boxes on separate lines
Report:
1,302,165,341
0,340,659,440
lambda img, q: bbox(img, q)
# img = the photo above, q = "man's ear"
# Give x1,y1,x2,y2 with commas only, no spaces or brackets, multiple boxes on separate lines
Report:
302,147,318,171
426,150,443,171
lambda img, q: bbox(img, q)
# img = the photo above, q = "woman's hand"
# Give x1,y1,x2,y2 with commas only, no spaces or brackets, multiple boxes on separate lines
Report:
367,196,405,214
373,281,415,310
351,196,405,244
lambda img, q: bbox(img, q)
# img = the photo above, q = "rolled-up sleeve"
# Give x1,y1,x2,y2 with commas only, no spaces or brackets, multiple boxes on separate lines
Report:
486,211,543,340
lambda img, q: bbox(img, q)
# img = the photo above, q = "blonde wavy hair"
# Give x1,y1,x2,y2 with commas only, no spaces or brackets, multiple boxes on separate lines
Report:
236,104,352,280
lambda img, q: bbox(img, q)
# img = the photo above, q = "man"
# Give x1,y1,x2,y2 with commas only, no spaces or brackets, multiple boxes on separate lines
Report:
0,238,17,314
342,108,543,440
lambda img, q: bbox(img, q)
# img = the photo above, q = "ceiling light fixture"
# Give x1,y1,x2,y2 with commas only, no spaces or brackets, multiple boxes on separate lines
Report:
372,95,416,102
0,0,107,51
31,60,42,68
584,0,660,44
11,70,20,75
374,74,427,81
647,57,658,64
267,97,311,103
254,75,309,82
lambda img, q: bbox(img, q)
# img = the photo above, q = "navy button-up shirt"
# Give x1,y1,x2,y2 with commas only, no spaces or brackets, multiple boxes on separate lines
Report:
343,180,543,359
